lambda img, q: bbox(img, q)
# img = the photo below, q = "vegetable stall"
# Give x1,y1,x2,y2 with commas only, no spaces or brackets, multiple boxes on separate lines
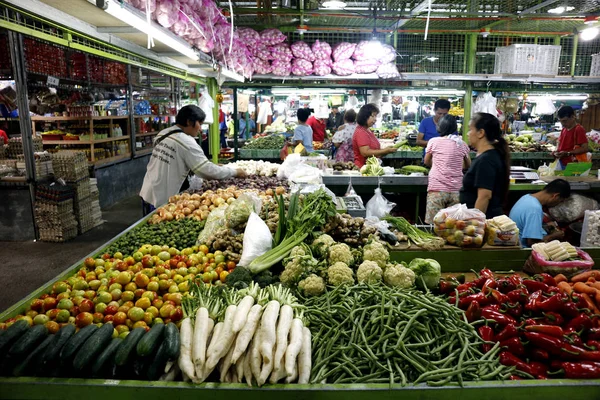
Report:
2,175,600,400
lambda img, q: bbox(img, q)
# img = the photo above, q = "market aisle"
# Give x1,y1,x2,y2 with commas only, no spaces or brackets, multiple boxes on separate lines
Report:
0,195,143,312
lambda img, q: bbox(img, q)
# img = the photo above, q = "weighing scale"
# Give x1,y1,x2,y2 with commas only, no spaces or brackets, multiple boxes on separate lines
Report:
509,166,540,182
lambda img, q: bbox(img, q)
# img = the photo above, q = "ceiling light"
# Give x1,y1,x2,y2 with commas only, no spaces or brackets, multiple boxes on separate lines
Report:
322,1,347,10
427,57,439,62
98,0,200,61
581,27,600,41
548,6,565,14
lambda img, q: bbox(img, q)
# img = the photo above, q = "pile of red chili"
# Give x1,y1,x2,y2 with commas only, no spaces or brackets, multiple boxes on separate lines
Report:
443,269,600,380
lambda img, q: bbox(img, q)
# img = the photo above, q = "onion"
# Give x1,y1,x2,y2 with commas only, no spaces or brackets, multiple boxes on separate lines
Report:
291,41,315,61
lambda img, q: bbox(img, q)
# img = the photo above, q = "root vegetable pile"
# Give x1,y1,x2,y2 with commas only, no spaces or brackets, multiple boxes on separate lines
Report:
197,177,288,194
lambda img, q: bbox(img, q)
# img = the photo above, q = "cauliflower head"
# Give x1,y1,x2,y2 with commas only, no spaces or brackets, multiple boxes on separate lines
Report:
362,241,389,268
328,243,354,266
357,260,383,284
280,257,306,287
327,262,354,286
290,245,307,258
384,263,415,289
312,234,335,259
298,274,326,296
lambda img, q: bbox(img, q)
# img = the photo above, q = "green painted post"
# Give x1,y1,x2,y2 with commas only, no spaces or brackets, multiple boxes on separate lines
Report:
207,78,220,163
570,34,579,76
554,36,561,45
464,82,473,140
463,33,477,139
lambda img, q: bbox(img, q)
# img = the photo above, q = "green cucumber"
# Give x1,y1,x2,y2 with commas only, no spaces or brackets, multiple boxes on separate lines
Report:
40,324,76,367
0,320,30,355
59,324,98,362
133,355,151,377
73,323,115,370
13,334,54,377
146,340,170,381
9,324,48,356
163,323,180,360
114,327,145,366
136,324,165,357
91,337,122,377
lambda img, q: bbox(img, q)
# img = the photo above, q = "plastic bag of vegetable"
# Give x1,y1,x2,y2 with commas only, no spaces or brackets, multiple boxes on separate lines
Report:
352,40,382,61
291,59,313,76
432,204,486,247
376,63,400,79
254,45,274,61
225,193,263,231
236,27,261,48
354,59,380,74
197,205,228,245
332,42,357,61
332,59,355,76
277,153,303,180
313,60,332,76
366,188,396,219
549,194,599,223
271,59,292,76
378,45,397,64
271,43,294,63
408,258,442,290
260,28,286,45
288,164,323,186
312,40,332,59
238,212,273,267
291,41,315,61
254,58,273,75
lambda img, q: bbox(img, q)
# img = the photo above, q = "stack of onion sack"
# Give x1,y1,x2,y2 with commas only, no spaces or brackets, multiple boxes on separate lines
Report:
179,282,310,386
445,269,600,380
0,320,180,380
303,284,514,385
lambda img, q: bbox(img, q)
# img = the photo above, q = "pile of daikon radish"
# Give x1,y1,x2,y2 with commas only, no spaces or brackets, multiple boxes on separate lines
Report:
179,282,311,386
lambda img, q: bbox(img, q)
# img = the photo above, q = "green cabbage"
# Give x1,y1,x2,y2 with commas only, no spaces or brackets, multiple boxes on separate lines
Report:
408,258,441,290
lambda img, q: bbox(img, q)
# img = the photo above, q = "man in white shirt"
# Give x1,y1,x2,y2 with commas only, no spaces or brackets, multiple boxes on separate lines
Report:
140,105,245,213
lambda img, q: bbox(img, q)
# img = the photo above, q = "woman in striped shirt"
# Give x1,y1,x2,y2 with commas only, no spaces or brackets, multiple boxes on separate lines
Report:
423,115,471,223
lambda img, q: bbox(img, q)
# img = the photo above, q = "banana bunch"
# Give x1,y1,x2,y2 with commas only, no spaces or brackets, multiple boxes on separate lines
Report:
488,215,518,232
448,106,464,117
532,240,579,262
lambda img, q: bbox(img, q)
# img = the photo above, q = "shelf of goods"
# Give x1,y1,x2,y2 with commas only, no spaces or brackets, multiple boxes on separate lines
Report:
33,116,131,166
133,115,174,156
1,203,600,399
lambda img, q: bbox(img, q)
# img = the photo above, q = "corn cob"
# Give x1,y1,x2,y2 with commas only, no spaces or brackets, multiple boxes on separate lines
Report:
561,242,578,258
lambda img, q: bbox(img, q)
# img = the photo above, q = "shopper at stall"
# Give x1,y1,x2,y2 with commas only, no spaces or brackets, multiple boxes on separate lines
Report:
509,179,570,247
459,112,510,219
140,105,245,214
238,112,256,139
219,108,228,148
293,108,314,153
0,123,8,145
416,99,452,149
307,112,328,142
424,115,471,223
327,105,344,131
553,106,589,168
352,103,397,168
332,109,358,162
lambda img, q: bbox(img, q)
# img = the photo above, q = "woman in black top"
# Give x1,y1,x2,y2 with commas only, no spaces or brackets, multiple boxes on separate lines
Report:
459,112,510,219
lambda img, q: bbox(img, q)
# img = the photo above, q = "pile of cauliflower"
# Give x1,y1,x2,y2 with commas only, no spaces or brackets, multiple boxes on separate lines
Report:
282,235,417,297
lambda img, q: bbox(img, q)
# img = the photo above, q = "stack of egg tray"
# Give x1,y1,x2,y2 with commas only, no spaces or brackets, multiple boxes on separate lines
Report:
7,137,23,158
51,151,89,181
16,153,53,180
35,198,78,242
73,195,95,234
36,183,74,203
70,177,91,203
89,178,103,227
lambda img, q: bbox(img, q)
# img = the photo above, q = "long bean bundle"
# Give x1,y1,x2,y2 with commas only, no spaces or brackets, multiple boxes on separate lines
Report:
383,216,444,250
303,284,513,386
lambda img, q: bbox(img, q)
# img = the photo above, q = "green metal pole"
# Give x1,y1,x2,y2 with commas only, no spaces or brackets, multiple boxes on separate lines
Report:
570,34,578,76
467,33,477,75
463,82,473,140
233,88,238,161
553,36,561,45
463,33,477,139
207,78,220,163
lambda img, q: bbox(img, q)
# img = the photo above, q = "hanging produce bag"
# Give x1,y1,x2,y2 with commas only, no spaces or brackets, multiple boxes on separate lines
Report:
524,246,594,277
433,204,486,247
366,188,395,219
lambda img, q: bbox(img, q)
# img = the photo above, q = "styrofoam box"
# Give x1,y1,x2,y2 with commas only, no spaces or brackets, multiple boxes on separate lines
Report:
591,54,600,77
494,44,561,75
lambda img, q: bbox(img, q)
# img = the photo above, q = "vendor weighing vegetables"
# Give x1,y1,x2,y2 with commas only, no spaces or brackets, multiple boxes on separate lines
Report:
140,105,245,213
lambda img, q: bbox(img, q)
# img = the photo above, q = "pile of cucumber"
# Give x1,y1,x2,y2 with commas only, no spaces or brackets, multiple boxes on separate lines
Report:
0,320,180,380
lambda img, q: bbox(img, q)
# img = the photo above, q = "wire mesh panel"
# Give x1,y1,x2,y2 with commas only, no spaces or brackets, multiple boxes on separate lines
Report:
475,35,557,74
395,33,465,73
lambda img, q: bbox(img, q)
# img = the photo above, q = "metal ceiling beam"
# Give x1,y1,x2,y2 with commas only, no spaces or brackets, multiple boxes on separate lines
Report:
519,0,560,15
97,26,140,33
390,0,429,30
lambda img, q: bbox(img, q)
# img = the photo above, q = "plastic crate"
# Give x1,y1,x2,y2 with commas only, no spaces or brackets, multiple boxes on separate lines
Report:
494,44,561,75
591,54,600,77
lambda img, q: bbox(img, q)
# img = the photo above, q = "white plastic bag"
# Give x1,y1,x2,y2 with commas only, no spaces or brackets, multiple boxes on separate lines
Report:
432,204,486,247
580,210,600,247
277,153,302,179
188,176,203,191
549,194,599,223
238,212,273,267
197,205,227,245
225,193,263,230
366,188,395,218
288,164,323,185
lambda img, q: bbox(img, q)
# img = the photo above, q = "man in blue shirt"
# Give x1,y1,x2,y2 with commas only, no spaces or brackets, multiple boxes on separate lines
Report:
239,113,256,139
509,179,571,247
417,99,451,149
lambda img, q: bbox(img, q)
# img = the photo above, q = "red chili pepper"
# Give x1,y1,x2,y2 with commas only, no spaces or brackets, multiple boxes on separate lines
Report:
505,302,524,319
486,303,501,311
525,290,544,312
495,324,519,342
556,361,600,379
506,289,529,304
486,287,510,304
458,292,493,309
531,348,550,362
524,332,600,361
564,332,584,347
539,312,565,326
499,351,543,378
456,282,476,292
481,307,517,326
465,300,481,322
588,328,600,341
565,314,593,333
561,301,580,319
439,279,459,294
509,375,523,380
500,337,526,356
525,325,564,338
480,268,495,280
523,280,550,293
534,273,557,287
537,294,566,313
524,318,539,326
545,286,562,296
496,277,517,294
586,340,600,350
481,278,497,292
478,325,495,353
507,273,524,288
529,361,548,379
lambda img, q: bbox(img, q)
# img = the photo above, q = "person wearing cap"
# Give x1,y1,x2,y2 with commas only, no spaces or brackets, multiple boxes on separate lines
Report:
307,112,328,142
417,99,452,149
